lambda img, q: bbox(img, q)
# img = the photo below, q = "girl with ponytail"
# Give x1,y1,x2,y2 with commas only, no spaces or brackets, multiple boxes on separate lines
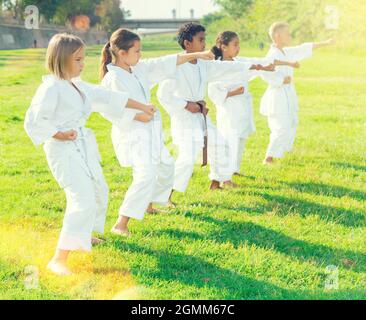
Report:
208,31,299,178
99,28,214,237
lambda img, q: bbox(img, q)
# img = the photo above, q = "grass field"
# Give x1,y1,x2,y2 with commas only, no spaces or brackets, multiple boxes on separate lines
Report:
0,39,366,300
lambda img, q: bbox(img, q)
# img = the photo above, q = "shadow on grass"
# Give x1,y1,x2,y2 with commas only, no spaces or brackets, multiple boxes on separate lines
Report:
112,241,296,299
331,162,366,173
284,181,366,202
191,182,366,227
111,240,366,300
158,213,366,273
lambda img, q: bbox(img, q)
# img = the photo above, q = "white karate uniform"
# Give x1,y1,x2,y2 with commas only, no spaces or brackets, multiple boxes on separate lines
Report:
157,59,253,192
260,43,313,158
24,75,129,252
101,55,177,221
208,57,273,174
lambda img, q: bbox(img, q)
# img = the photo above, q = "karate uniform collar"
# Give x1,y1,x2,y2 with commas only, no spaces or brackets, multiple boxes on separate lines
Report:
42,74,82,83
107,63,133,75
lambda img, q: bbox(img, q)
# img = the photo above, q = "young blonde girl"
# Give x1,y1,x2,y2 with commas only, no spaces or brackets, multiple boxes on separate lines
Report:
99,28,214,237
24,33,155,275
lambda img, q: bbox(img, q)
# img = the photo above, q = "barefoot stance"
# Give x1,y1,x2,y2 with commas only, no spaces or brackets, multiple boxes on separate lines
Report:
47,260,72,276
210,180,223,190
111,226,131,237
91,237,105,245
146,203,159,214
263,156,274,165
222,181,239,189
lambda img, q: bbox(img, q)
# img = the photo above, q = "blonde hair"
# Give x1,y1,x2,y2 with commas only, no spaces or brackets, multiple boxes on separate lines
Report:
46,33,85,79
269,22,289,41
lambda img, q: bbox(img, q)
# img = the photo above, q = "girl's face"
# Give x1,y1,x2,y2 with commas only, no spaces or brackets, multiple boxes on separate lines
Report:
276,27,292,46
222,36,240,59
118,40,142,66
67,46,85,79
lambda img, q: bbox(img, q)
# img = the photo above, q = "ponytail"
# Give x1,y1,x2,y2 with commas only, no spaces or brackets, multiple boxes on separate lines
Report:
213,31,239,61
211,45,223,60
100,41,112,79
99,28,141,80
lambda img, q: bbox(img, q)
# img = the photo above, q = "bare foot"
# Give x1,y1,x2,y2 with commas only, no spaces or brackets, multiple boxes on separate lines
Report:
91,237,105,245
167,200,177,208
146,203,159,214
47,260,72,276
263,157,274,165
210,180,223,190
111,225,131,237
222,181,239,189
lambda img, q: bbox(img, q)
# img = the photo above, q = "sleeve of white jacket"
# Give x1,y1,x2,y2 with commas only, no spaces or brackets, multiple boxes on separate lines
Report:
206,60,253,82
101,75,137,126
78,81,129,118
157,78,187,116
24,82,59,146
141,54,178,87
236,56,274,81
236,56,275,65
285,42,313,61
208,82,228,106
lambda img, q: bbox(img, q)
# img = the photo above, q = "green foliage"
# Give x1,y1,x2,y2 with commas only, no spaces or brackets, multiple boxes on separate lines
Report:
1,0,126,31
0,37,366,299
206,0,366,49
213,0,253,18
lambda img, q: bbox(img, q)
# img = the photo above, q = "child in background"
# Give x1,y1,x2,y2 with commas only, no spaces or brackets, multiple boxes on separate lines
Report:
208,31,298,176
261,22,335,164
24,33,155,275
157,23,274,200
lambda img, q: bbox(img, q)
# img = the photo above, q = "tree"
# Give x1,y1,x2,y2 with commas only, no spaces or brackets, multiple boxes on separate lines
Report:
20,0,63,22
97,0,126,33
213,0,253,18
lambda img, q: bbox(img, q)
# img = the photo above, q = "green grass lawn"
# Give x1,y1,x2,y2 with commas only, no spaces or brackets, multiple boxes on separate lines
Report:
1,40,366,300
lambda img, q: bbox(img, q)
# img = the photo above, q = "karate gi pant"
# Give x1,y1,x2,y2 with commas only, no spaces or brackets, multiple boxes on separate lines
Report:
55,139,109,252
266,113,298,159
226,136,247,174
119,161,175,220
173,119,232,193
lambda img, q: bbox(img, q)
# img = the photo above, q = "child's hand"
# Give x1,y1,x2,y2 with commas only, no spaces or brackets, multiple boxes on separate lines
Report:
257,64,275,72
198,50,215,61
283,76,292,84
325,38,336,46
289,61,300,69
53,130,78,141
185,101,201,113
234,86,245,95
135,113,153,123
143,104,157,116
227,86,245,98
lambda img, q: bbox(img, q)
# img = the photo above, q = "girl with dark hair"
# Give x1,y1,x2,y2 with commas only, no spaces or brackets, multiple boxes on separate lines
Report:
208,31,299,176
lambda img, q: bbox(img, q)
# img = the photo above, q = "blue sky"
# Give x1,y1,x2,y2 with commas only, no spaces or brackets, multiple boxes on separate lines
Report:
120,0,219,19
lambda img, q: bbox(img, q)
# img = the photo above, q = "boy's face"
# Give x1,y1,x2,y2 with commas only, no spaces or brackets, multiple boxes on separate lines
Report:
68,46,85,78
276,27,292,46
184,31,206,53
